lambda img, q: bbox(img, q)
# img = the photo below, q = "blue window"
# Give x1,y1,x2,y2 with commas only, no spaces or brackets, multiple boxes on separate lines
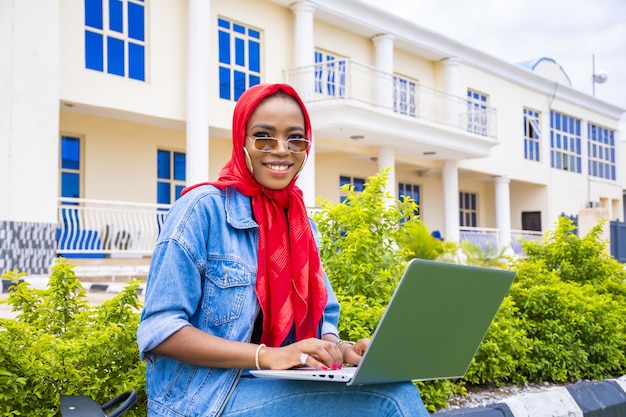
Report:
339,175,365,203
157,149,186,205
459,191,477,227
588,123,615,180
218,17,261,101
60,136,81,199
550,111,581,173
466,89,488,136
398,182,420,216
523,108,541,161
315,51,346,97
84,0,146,81
393,76,416,117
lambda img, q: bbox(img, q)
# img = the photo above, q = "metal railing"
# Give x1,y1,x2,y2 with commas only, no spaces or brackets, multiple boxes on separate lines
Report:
284,60,497,138
57,198,170,257
56,199,542,258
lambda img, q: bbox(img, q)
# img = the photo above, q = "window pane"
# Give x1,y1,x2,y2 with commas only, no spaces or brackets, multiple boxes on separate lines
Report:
107,36,125,75
157,182,171,204
85,0,103,29
61,137,80,169
109,0,123,32
235,37,245,66
175,185,185,200
353,178,365,192
173,152,186,181
234,70,245,100
157,150,170,179
219,66,230,99
218,18,230,29
218,31,230,64
249,28,260,39
129,42,145,80
233,23,245,34
61,172,80,198
249,74,260,88
339,176,350,187
249,40,260,72
128,2,145,41
85,31,104,71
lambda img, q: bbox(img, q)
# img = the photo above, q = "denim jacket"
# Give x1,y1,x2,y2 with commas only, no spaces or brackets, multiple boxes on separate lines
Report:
137,185,340,417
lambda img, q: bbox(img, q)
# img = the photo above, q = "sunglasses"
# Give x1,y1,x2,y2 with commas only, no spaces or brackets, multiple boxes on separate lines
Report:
247,136,311,153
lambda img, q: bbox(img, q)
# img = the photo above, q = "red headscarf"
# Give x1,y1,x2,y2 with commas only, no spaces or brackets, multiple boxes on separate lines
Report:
182,83,328,347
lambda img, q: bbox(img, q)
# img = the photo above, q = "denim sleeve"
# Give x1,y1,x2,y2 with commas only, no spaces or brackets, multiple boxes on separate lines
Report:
137,239,201,361
309,218,340,338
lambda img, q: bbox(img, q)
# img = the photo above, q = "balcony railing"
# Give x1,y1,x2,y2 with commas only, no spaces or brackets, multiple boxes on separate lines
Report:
57,198,170,257
284,60,497,138
57,199,540,258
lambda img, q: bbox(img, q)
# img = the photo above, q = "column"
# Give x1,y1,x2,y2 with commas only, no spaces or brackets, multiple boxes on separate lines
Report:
494,176,513,254
291,2,317,207
372,34,394,110
0,0,60,274
378,146,396,206
185,0,211,185
442,160,460,242
441,57,461,128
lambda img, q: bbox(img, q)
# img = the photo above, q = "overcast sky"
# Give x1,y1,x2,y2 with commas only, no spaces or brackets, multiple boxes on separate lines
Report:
360,0,626,127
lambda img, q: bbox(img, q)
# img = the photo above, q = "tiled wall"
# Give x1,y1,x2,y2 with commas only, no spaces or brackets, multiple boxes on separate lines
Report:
0,221,56,275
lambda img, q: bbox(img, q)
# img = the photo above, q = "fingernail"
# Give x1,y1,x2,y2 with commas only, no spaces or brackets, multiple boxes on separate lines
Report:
332,363,337,370
339,364,343,369
322,365,328,370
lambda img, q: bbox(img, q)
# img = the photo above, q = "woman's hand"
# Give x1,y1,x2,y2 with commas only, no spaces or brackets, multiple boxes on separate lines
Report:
340,338,370,366
259,338,343,370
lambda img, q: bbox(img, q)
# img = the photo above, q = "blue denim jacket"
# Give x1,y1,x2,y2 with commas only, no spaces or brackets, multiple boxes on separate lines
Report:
137,185,340,417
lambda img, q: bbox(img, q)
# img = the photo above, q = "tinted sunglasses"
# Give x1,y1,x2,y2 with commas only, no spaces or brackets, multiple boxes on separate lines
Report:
247,136,311,153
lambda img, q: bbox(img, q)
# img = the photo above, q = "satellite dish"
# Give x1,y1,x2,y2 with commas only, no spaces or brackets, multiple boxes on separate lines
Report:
593,72,608,84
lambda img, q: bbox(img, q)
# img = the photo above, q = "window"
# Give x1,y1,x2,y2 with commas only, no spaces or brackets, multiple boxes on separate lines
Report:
459,191,477,227
523,108,541,161
84,0,146,81
393,75,416,117
398,182,420,216
588,123,615,180
60,136,82,199
157,149,186,204
315,51,346,97
339,175,365,203
218,17,261,101
466,89,488,136
550,111,581,173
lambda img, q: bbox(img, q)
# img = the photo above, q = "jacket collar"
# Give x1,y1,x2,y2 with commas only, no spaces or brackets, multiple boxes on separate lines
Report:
224,186,258,229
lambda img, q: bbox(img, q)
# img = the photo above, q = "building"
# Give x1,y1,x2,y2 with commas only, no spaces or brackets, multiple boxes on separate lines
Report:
2,0,624,274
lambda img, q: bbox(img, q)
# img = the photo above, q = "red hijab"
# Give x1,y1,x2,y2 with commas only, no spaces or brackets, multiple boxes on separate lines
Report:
182,83,328,347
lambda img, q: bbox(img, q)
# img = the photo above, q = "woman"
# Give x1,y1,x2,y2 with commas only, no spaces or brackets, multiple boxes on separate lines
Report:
137,83,429,416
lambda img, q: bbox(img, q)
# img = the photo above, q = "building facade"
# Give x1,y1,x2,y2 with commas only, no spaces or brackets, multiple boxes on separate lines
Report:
1,0,624,274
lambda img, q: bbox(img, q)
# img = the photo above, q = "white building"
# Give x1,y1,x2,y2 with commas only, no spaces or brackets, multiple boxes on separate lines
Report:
2,0,624,274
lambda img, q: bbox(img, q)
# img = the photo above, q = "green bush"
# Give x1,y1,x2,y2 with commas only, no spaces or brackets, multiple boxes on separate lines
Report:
0,258,146,416
314,169,463,411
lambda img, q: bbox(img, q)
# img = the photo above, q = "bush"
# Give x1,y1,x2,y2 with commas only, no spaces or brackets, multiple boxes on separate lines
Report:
314,169,463,411
0,258,146,416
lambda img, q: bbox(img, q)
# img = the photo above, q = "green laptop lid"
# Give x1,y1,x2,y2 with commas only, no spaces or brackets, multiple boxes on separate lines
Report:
349,258,515,386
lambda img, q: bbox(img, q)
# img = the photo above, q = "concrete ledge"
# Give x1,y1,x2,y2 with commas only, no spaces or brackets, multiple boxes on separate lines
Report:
432,376,626,417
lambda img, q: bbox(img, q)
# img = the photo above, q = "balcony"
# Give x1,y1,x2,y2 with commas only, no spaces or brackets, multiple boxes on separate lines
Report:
54,199,540,264
284,60,498,160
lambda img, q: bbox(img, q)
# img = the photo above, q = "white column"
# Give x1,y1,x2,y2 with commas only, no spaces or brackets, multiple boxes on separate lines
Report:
0,0,60,224
442,160,460,242
290,2,315,99
185,0,211,185
494,176,513,254
442,57,461,127
372,34,394,110
291,2,317,207
378,146,396,206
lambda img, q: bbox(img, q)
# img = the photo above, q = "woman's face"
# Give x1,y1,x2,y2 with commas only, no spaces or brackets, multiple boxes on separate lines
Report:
244,95,308,190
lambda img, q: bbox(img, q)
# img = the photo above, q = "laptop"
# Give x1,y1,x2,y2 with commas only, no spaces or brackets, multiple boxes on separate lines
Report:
250,258,515,386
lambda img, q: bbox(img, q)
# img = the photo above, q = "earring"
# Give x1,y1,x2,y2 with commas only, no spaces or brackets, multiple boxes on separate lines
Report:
243,147,253,175
297,154,308,176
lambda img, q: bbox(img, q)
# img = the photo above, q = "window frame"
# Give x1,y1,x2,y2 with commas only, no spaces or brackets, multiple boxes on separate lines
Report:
550,111,582,173
523,107,541,162
587,123,616,180
466,89,489,136
314,50,347,98
59,135,83,200
157,148,186,205
459,191,478,227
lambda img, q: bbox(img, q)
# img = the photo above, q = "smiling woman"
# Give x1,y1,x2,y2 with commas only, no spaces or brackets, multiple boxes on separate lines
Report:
137,84,430,417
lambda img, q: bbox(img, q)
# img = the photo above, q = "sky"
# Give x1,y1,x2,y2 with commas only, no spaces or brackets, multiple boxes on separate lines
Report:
360,0,626,128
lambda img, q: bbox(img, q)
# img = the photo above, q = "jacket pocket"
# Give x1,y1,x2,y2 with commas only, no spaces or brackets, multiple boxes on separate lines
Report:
203,259,253,326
